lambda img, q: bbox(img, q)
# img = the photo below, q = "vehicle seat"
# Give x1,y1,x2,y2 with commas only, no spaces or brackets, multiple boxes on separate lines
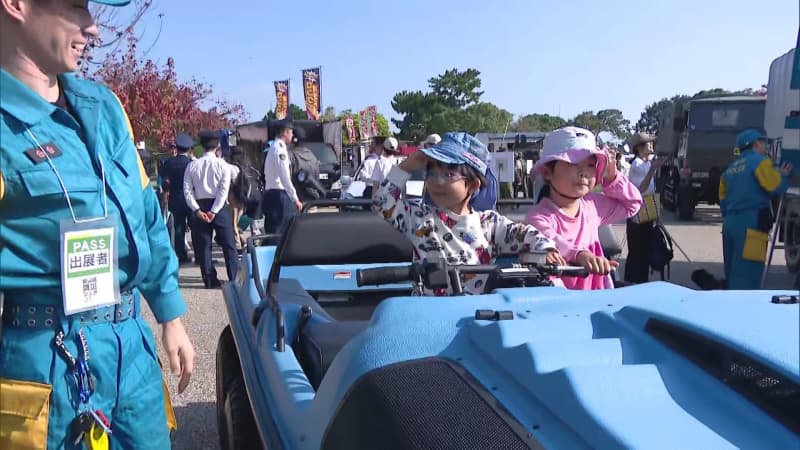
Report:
296,320,369,389
275,278,334,321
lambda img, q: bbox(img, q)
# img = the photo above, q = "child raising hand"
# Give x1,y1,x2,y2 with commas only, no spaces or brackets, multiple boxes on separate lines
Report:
373,132,564,295
527,127,643,290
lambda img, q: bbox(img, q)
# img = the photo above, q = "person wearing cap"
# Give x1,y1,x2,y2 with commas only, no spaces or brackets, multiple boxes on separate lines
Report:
289,126,327,203
369,136,402,193
353,136,386,198
719,129,793,289
162,133,195,263
423,133,442,149
373,132,564,295
0,0,194,447
183,130,240,288
263,124,302,234
526,127,643,290
624,132,664,284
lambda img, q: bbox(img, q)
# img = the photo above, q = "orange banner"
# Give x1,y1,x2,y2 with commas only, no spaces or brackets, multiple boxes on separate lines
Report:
274,80,289,120
302,68,321,121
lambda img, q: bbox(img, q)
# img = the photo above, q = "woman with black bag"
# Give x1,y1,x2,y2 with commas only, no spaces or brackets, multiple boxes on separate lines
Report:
624,133,665,283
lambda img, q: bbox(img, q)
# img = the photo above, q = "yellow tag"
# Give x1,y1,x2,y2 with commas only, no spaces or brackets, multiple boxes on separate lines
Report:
85,423,109,450
733,147,741,156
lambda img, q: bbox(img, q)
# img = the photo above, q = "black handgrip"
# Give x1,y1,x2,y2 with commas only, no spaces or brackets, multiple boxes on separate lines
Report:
356,265,415,286
553,265,590,278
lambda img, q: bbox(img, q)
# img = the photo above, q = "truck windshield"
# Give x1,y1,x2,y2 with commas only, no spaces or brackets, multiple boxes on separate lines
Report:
306,142,338,164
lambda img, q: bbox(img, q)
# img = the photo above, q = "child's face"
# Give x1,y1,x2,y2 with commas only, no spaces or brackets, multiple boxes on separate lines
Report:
425,162,478,213
545,156,598,199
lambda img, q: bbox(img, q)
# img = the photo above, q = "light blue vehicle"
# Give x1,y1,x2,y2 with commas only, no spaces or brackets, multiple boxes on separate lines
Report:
216,200,800,450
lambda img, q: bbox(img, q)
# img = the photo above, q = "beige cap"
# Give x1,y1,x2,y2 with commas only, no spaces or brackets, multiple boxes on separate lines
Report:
424,134,442,146
383,137,399,151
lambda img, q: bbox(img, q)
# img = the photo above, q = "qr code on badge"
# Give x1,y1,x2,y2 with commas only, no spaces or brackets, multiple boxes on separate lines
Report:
82,277,97,303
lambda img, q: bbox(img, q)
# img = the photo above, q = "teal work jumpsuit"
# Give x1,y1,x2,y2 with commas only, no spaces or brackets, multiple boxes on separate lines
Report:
0,69,185,448
719,149,789,290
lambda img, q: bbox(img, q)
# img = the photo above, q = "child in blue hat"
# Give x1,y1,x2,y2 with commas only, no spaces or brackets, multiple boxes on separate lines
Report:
373,132,564,295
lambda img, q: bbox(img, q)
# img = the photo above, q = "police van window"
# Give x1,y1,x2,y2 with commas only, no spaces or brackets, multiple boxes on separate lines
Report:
307,142,338,164
711,108,739,127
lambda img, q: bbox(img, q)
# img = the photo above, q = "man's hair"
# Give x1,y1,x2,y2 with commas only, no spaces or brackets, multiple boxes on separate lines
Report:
201,140,219,151
372,136,387,146
278,125,293,137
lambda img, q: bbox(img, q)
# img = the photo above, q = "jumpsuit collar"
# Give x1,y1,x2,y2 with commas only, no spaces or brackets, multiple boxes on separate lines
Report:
0,69,100,126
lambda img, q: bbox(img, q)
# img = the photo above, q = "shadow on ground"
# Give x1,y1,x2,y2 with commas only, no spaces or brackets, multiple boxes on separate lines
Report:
171,402,218,450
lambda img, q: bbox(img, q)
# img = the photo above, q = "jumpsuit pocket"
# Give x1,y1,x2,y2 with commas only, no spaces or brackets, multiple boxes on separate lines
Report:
0,378,52,450
742,228,769,263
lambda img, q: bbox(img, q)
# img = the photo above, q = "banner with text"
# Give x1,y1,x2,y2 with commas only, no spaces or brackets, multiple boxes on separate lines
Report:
358,109,370,140
274,80,290,120
302,68,321,121
345,115,357,144
368,105,379,138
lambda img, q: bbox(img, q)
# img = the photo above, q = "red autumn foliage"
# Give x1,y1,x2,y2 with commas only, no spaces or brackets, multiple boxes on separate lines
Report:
86,34,247,151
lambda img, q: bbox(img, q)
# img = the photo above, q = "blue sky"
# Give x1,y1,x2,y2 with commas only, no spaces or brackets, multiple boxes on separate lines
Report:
126,0,798,127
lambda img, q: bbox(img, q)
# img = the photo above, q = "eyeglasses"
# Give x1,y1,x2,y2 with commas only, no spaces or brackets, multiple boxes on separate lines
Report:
425,171,467,184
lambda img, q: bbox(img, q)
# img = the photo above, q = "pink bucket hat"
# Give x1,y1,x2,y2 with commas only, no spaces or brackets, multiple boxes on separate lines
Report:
532,126,607,181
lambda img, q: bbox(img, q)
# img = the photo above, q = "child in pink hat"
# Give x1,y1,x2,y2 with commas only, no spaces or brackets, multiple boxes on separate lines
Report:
526,127,643,289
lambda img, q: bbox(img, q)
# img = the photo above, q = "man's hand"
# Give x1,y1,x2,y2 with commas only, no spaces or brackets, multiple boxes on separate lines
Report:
205,212,216,223
576,251,618,275
162,318,195,394
194,210,207,222
399,150,429,172
295,199,303,211
652,158,665,170
545,250,567,266
780,162,794,176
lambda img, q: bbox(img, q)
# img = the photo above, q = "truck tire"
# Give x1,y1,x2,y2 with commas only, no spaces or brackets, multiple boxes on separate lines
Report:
216,327,260,450
783,199,800,273
677,186,696,221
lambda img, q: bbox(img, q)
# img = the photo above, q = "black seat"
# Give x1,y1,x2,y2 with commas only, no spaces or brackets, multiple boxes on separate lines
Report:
297,320,369,389
268,211,413,388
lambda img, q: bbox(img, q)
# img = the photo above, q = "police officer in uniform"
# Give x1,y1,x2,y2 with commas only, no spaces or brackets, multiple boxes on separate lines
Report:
161,133,194,264
719,129,792,289
263,124,302,234
353,136,385,199
0,1,195,448
183,131,240,288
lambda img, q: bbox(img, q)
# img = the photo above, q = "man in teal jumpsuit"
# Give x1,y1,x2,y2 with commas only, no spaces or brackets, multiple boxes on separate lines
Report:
0,1,195,449
719,129,793,290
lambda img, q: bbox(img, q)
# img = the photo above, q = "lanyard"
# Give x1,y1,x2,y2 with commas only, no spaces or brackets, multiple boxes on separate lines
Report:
25,128,109,223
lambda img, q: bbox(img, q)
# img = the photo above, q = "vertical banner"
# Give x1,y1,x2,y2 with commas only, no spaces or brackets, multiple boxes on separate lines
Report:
358,109,370,140
345,115,357,143
274,80,290,120
368,105,379,137
302,67,321,121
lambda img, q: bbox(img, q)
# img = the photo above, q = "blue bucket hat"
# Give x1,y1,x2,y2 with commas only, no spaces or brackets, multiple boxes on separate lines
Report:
420,132,490,176
736,129,767,150
421,132,498,211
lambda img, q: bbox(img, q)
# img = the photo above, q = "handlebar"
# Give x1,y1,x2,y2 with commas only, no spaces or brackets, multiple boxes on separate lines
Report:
355,262,589,289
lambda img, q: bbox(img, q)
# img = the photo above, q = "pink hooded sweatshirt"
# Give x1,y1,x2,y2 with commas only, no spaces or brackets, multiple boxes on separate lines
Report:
526,127,643,290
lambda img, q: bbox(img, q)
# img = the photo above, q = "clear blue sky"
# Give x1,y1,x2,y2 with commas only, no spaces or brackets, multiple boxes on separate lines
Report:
132,0,798,127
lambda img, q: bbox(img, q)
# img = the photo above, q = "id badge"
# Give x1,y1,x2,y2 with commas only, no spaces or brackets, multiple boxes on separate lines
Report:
60,216,121,316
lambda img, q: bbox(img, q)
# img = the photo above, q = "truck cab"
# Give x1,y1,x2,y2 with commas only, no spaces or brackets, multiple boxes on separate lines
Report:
660,96,767,220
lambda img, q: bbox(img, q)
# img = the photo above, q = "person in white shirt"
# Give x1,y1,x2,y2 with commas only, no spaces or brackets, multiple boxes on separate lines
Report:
263,124,301,234
183,130,239,288
353,136,385,198
370,137,401,192
624,132,664,284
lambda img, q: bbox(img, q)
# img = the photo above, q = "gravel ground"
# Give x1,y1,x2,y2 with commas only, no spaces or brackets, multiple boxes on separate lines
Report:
140,204,797,450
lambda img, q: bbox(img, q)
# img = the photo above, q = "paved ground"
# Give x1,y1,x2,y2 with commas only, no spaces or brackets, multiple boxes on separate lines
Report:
142,204,798,450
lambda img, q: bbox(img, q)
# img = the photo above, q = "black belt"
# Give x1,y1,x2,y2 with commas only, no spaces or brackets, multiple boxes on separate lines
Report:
2,290,138,330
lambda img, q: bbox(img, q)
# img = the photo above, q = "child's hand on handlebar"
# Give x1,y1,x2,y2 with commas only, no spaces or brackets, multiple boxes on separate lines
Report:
545,250,567,266
576,251,618,275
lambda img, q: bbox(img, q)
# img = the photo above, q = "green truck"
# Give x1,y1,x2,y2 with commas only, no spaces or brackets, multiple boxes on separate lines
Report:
658,96,767,220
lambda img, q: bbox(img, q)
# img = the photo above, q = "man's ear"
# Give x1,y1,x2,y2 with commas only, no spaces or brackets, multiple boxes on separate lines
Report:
1,0,26,24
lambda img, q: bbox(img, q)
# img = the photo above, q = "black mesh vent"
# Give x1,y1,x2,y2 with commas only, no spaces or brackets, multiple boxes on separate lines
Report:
322,358,542,450
646,318,800,435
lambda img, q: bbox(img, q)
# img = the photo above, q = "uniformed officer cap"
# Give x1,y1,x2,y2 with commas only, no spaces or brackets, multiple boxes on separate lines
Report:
735,129,767,150
198,130,221,149
175,133,194,150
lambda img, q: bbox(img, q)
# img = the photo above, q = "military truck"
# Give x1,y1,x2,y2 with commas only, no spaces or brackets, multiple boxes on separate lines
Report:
659,96,767,220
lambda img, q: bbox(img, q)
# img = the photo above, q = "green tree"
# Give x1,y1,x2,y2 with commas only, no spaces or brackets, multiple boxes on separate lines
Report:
571,111,603,134
596,109,631,141
265,103,307,121
635,95,690,134
513,113,567,132
428,68,484,108
322,106,337,121
458,103,513,134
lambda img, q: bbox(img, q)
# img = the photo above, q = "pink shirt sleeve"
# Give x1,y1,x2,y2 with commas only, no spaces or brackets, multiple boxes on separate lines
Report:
589,173,644,226
526,204,585,263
